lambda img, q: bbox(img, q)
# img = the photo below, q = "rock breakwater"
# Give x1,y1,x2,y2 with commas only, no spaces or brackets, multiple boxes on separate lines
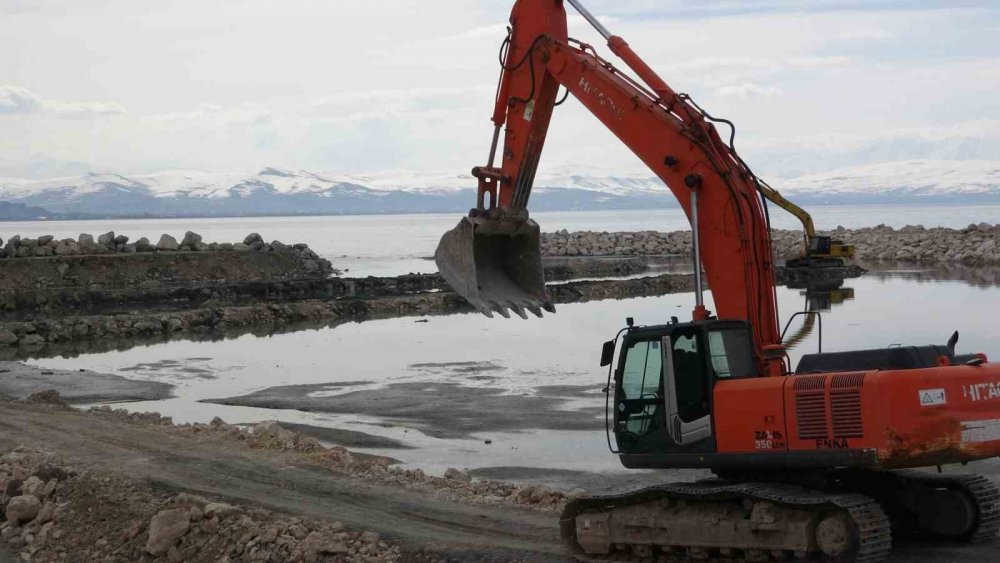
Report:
0,230,315,259
541,223,1000,265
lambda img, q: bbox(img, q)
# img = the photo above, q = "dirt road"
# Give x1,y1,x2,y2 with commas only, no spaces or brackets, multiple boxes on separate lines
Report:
0,402,562,561
1,400,998,561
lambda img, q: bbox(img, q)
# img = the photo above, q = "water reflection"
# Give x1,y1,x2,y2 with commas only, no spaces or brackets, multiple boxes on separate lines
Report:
781,279,855,353
862,262,1000,288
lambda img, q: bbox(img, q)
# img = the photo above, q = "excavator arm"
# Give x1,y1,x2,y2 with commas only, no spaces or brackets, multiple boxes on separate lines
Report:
436,0,782,360
757,181,857,265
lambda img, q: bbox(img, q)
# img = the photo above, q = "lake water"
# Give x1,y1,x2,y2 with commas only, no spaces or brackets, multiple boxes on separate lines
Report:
9,207,1000,477
29,264,1000,476
2,204,997,276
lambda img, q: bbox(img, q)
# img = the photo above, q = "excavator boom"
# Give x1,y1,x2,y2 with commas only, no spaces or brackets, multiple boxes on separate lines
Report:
436,0,782,367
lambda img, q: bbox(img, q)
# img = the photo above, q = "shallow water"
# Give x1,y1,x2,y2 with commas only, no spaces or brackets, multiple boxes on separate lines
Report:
32,265,1000,475
2,204,997,276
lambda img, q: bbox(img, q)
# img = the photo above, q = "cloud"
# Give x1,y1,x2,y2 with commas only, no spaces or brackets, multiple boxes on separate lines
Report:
0,86,42,115
661,56,850,76
0,85,126,118
714,83,783,98
833,29,895,43
145,103,272,128
445,14,618,40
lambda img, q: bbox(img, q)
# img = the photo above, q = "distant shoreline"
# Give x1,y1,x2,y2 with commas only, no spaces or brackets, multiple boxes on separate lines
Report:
3,198,1000,223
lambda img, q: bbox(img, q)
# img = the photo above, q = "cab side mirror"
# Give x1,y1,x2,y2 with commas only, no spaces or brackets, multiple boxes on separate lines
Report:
600,340,616,367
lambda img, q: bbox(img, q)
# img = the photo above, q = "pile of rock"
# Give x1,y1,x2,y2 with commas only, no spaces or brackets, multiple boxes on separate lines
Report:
831,223,1000,266
139,493,397,562
85,407,568,513
542,223,1000,266
0,447,400,562
0,449,69,557
0,231,321,259
541,230,692,257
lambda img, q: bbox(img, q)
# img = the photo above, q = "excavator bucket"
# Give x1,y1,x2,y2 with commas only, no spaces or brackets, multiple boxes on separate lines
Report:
434,216,554,319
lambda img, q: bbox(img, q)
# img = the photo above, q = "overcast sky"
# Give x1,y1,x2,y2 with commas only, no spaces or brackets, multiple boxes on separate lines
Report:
1,0,998,180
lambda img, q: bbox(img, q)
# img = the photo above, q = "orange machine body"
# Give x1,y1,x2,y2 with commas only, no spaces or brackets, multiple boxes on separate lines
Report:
713,363,1000,468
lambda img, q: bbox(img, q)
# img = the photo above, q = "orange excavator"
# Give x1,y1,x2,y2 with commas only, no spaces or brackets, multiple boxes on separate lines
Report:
435,0,1000,560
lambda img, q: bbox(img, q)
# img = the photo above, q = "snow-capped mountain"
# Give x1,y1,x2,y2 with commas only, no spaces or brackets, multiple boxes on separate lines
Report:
774,160,1000,201
0,159,996,219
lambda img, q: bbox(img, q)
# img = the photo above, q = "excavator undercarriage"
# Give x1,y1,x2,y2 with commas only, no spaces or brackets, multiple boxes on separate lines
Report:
561,470,1000,562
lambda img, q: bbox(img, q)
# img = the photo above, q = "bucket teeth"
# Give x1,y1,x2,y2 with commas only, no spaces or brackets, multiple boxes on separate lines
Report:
508,302,529,320
491,301,511,319
434,216,554,318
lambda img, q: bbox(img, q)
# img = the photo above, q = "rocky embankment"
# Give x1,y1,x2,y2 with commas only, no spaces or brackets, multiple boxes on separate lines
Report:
0,223,874,357
0,393,570,562
0,273,697,360
541,223,1000,265
0,445,400,562
0,231,312,259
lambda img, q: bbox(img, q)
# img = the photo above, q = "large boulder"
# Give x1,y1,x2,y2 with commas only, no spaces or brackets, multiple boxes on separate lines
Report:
145,508,190,556
97,231,115,245
157,234,180,251
135,237,155,252
78,233,94,245
243,233,263,245
37,235,54,246
181,231,202,247
55,241,80,256
0,330,18,345
5,495,41,525
4,235,19,256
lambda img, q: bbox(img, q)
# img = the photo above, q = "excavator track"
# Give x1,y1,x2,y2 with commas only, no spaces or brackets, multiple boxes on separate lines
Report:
560,480,892,562
834,470,1000,543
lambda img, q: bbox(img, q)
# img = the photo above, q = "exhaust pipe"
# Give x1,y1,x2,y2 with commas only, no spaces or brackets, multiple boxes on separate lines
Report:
434,216,554,319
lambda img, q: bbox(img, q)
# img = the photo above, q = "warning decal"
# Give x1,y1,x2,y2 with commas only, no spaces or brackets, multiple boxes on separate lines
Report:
919,388,947,407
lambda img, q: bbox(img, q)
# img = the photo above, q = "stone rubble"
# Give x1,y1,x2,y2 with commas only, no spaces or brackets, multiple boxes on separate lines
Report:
0,231,323,260
0,446,403,562
84,406,568,513
541,223,1000,265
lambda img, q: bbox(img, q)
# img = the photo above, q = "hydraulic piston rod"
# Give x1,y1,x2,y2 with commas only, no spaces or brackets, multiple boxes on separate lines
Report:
565,0,612,39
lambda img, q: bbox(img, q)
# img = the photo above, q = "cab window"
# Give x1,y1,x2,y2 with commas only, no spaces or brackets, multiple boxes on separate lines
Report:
671,331,708,423
621,339,662,400
707,328,755,379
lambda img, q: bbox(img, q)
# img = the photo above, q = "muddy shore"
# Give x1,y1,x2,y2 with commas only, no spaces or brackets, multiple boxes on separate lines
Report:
0,361,172,403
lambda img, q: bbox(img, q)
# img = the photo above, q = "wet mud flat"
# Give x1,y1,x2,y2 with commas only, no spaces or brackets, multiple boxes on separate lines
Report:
0,361,171,403
205,377,607,440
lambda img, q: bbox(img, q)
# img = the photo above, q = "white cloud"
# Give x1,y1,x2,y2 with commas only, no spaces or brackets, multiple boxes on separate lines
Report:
145,103,271,128
0,86,42,115
0,85,125,118
833,29,895,43
445,14,618,41
714,83,783,98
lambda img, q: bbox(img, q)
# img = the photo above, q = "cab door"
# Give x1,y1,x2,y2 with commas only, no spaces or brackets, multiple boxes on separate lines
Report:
664,328,712,445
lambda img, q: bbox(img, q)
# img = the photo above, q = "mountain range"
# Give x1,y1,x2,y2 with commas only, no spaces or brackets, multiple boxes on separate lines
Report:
0,159,997,219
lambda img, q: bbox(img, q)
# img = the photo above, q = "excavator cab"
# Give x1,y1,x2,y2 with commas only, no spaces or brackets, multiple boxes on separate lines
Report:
608,319,756,457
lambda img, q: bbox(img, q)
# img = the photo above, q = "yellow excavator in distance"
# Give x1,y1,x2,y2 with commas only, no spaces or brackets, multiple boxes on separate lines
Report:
758,181,856,268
